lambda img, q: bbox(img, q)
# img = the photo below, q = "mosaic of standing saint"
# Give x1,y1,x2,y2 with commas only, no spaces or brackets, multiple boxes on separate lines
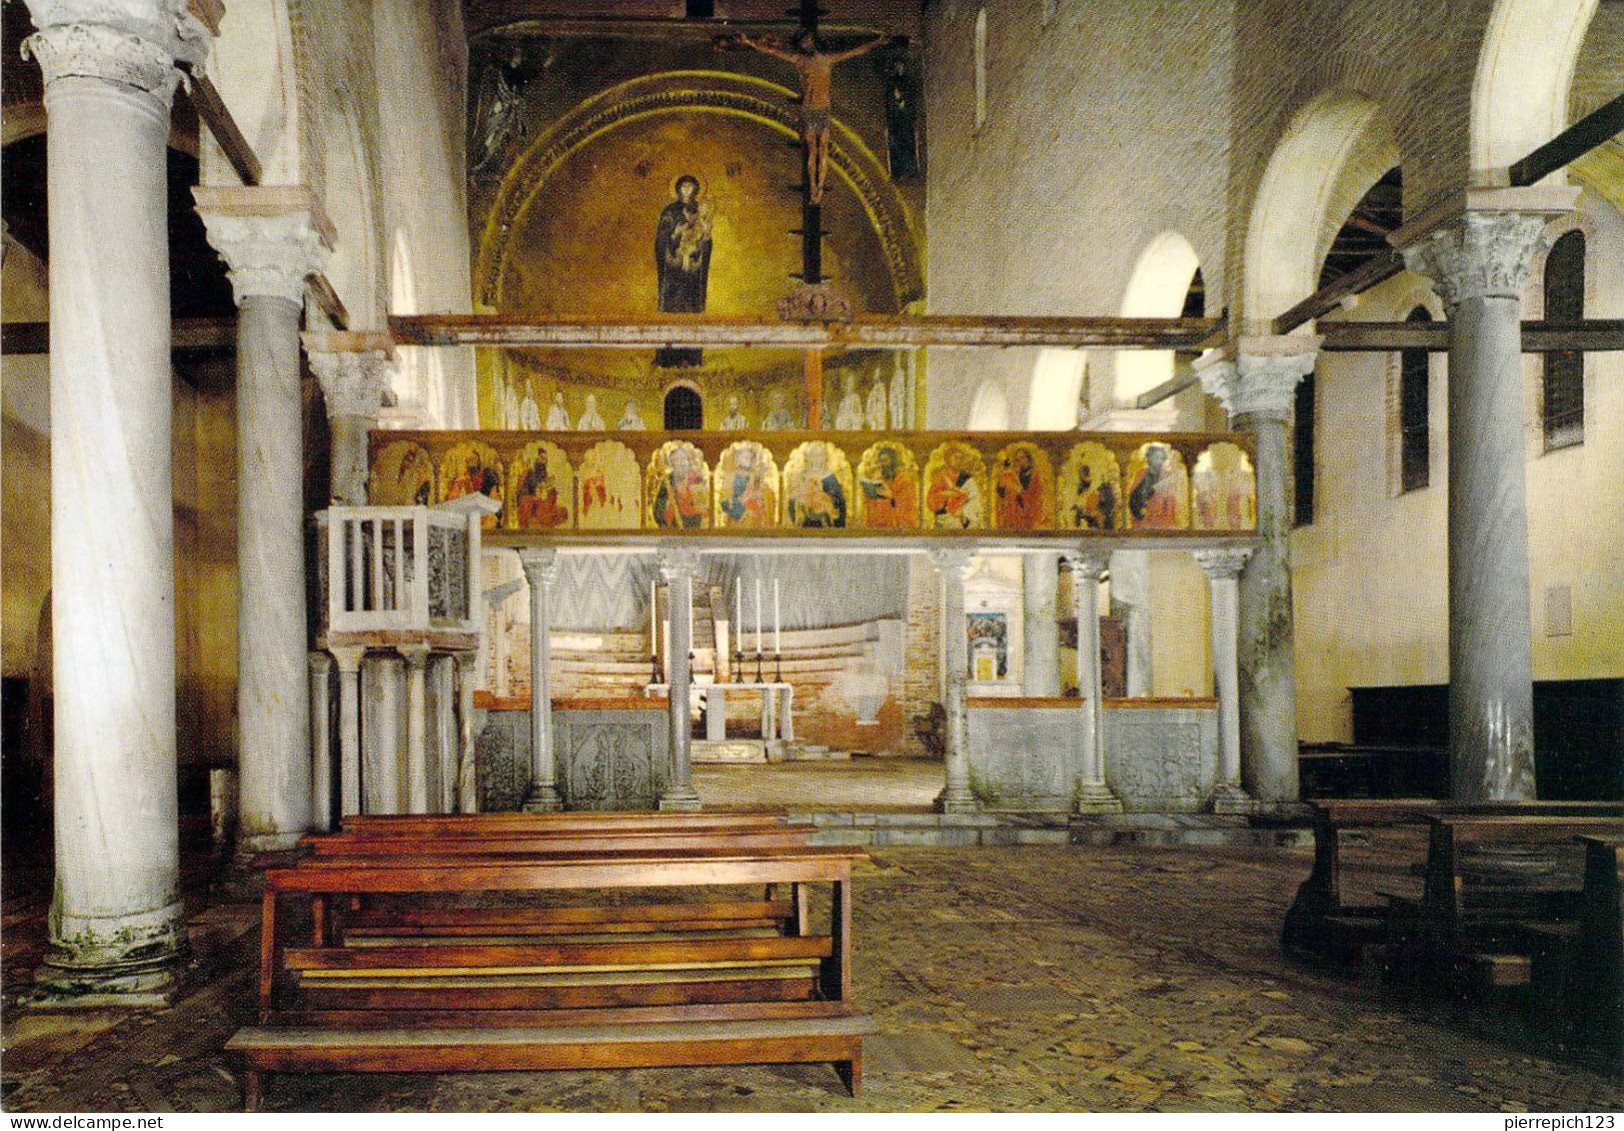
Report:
714,442,779,529
439,441,504,528
509,440,572,530
1192,442,1256,530
646,441,710,529
1058,442,1121,530
992,442,1053,530
856,440,920,529
576,440,640,530
924,441,988,530
369,440,433,507
784,440,852,528
1125,441,1189,529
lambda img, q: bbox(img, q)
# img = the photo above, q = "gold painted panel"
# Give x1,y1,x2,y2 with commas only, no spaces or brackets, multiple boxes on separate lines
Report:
783,440,854,529
924,441,989,530
370,440,434,507
991,441,1054,531
713,441,779,529
1124,441,1190,530
576,440,642,531
438,440,505,529
508,440,574,531
645,440,711,530
1193,442,1256,531
1058,442,1123,531
855,440,921,529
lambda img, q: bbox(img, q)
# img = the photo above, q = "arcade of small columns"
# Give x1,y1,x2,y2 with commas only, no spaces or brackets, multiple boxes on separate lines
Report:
18,2,1573,997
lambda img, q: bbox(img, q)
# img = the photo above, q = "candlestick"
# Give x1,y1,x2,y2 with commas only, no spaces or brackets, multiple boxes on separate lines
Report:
651,653,662,685
754,650,764,683
773,578,781,654
774,652,782,684
754,578,763,654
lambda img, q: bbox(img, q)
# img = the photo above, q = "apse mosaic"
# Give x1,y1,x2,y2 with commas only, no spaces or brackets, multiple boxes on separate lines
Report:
368,430,1254,539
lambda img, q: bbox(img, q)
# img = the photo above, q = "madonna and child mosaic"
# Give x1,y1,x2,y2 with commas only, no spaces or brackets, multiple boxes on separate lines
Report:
368,432,1255,537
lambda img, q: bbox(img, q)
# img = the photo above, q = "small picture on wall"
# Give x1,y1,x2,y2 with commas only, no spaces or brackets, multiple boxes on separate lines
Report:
968,611,1009,681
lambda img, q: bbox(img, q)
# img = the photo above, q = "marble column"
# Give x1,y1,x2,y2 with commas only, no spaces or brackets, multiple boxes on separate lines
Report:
1069,552,1123,814
197,187,333,854
400,644,432,814
1396,191,1575,801
330,645,366,817
519,548,562,812
1022,553,1061,697
1108,551,1153,696
658,549,703,811
455,651,481,813
1195,547,1253,812
930,548,978,814
305,334,396,506
23,2,211,1000
307,653,334,831
1199,342,1317,805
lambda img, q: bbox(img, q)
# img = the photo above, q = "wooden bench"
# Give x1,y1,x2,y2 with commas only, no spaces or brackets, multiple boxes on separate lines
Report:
230,840,871,1107
1568,833,1624,1076
338,810,796,835
1283,800,1624,964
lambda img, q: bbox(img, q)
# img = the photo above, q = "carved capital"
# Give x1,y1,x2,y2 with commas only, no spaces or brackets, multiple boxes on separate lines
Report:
1067,550,1111,581
657,547,702,582
927,546,974,581
308,349,396,420
398,642,433,670
517,547,560,589
1194,546,1253,581
21,1,211,106
1201,351,1316,421
196,208,332,306
328,645,366,674
1402,211,1550,307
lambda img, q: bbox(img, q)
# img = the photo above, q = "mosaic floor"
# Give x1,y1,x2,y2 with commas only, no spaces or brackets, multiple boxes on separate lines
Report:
3,843,1622,1113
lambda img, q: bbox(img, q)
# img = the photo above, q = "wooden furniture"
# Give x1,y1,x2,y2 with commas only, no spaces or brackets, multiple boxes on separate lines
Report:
1560,833,1624,1075
229,821,871,1108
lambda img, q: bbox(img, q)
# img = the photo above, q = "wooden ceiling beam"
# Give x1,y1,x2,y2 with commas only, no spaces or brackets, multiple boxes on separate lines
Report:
2,316,237,356
388,313,1225,351
1319,319,1624,353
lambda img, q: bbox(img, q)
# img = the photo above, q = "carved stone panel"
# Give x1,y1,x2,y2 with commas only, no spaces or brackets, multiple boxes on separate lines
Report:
1102,708,1218,813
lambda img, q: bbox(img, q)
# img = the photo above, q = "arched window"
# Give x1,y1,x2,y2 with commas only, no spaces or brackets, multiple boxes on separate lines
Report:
663,385,703,431
1293,374,1315,527
1543,229,1585,450
973,9,988,129
1399,306,1432,492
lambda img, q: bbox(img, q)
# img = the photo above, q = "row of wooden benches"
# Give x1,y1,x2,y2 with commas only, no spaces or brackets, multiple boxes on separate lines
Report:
1282,798,1623,1074
228,810,874,1109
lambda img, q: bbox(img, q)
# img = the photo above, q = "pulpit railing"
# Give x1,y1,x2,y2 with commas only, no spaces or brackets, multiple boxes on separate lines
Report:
315,505,484,643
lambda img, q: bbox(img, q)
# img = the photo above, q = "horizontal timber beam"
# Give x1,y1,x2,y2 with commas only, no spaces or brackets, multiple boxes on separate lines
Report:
389,313,1225,351
1,317,236,356
1272,249,1404,337
1319,319,1624,353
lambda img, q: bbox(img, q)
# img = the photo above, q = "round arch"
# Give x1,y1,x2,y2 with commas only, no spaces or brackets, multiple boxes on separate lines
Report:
475,71,924,312
967,381,1010,431
1115,230,1200,406
1243,91,1392,326
1026,348,1087,430
1472,0,1599,175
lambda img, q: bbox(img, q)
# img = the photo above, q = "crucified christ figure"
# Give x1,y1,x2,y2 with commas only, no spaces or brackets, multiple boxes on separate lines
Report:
727,29,892,203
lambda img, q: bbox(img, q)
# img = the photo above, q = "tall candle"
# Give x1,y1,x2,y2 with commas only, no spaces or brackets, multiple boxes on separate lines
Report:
754,579,763,654
686,590,693,652
735,585,742,646
774,578,781,654
650,580,658,655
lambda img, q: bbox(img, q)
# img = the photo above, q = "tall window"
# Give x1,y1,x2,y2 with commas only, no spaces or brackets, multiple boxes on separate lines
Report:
1543,229,1585,450
973,9,988,129
1293,374,1316,527
1399,306,1432,492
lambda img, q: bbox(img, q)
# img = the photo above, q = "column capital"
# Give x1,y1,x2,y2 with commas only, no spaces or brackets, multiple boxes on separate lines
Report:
398,642,432,670
657,547,702,582
927,546,975,580
1400,211,1553,307
1194,546,1253,580
1197,337,1318,420
307,651,332,675
195,186,334,306
518,547,560,587
306,333,397,419
1066,549,1111,580
22,1,213,107
328,644,366,674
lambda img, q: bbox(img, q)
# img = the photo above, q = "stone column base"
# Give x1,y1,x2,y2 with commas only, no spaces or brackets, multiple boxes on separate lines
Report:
657,788,703,812
522,786,563,813
235,830,307,857
1074,783,1123,815
1209,783,1257,815
34,904,187,1007
935,786,980,814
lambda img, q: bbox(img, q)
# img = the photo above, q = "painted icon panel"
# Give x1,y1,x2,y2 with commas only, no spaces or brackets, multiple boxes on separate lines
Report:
992,441,1054,530
856,440,921,529
1124,441,1189,529
783,441,853,529
645,440,711,530
924,441,989,530
369,440,434,507
1058,441,1122,530
1193,441,1256,530
439,440,505,528
576,440,641,530
713,441,779,529
509,440,574,530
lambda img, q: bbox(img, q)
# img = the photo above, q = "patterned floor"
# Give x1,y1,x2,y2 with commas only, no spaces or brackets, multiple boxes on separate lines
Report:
3,843,1621,1112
